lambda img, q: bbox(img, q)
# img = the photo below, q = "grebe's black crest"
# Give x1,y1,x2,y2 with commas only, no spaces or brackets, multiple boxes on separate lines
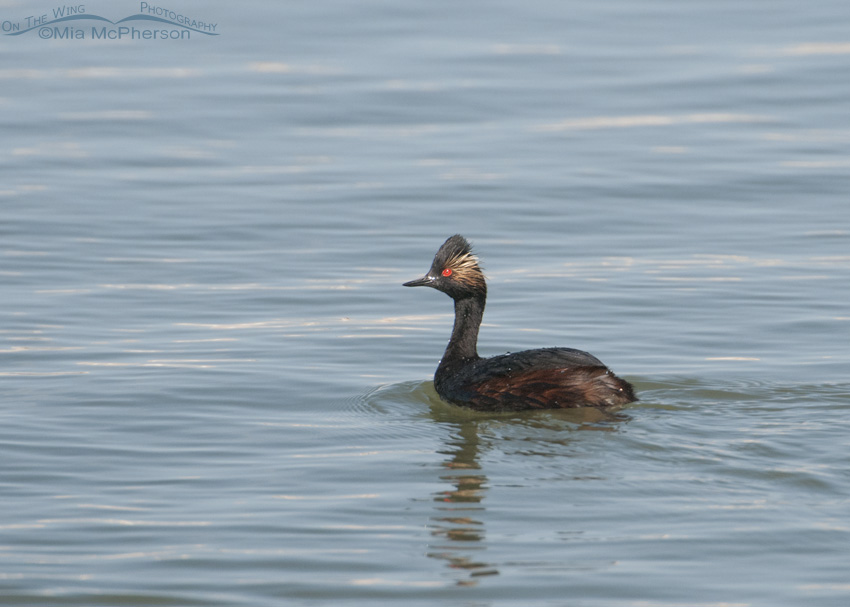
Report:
404,235,636,412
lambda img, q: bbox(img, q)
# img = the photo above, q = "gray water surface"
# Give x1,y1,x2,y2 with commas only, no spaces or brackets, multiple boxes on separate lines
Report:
2,1,850,605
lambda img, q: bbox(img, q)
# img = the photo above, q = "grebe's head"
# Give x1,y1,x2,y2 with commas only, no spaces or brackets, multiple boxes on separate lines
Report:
403,234,486,299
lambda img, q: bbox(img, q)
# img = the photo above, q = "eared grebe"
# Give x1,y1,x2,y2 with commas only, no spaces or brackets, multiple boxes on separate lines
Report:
403,235,636,411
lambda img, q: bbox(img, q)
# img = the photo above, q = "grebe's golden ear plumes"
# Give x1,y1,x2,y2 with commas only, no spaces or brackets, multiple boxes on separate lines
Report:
436,235,478,270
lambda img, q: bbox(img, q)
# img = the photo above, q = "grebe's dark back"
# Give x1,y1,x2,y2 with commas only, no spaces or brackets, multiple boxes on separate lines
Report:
403,235,636,411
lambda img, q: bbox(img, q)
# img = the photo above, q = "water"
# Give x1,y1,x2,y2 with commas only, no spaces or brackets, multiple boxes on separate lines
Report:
2,0,849,605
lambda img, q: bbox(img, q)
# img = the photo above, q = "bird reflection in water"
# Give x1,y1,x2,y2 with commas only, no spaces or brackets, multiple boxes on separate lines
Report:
425,403,629,586
427,419,498,585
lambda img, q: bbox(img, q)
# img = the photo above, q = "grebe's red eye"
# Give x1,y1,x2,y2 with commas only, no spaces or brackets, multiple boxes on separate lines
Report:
442,268,452,277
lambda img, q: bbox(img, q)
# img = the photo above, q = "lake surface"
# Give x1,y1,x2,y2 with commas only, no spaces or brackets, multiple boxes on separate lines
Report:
2,0,849,605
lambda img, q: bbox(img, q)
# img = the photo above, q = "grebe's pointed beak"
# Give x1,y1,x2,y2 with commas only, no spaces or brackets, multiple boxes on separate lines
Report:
403,274,435,288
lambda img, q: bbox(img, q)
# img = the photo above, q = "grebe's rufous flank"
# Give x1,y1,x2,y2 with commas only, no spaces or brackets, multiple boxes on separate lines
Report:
403,235,636,411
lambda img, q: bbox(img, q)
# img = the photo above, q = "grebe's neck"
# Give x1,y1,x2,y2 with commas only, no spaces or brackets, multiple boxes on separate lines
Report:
441,294,485,364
